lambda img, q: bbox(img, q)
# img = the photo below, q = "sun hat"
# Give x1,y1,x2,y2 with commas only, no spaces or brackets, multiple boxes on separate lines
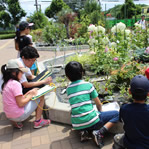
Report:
19,21,34,31
130,75,149,94
6,59,28,73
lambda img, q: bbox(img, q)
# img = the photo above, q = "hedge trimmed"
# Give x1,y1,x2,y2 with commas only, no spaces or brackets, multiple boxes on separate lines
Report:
0,33,15,39
0,30,15,34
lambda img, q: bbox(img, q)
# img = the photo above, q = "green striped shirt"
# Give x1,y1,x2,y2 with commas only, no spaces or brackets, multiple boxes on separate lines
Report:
66,80,99,130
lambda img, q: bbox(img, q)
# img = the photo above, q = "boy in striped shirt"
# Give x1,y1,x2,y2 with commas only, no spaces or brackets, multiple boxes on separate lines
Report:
65,61,119,148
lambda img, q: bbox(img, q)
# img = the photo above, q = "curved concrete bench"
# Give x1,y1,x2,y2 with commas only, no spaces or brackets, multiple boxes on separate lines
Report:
38,54,124,134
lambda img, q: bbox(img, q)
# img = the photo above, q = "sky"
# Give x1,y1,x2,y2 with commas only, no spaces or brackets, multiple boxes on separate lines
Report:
19,0,149,20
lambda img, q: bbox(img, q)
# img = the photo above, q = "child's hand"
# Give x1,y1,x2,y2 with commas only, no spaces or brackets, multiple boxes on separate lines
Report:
30,88,38,96
26,88,38,97
44,77,52,85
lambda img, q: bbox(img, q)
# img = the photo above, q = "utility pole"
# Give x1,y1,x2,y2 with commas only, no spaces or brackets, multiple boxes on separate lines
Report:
35,0,38,12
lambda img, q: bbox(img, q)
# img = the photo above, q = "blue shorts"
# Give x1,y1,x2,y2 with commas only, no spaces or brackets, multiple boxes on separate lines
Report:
81,110,119,131
9,98,40,122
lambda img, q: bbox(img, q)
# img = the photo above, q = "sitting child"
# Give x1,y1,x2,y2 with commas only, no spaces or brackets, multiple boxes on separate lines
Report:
1,59,51,129
113,75,149,149
65,61,119,148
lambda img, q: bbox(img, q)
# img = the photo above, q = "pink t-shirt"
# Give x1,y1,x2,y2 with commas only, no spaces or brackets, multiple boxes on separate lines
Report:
2,79,24,118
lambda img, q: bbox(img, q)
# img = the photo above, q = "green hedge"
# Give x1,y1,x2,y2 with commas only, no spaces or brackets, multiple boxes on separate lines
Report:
0,33,15,39
0,30,15,34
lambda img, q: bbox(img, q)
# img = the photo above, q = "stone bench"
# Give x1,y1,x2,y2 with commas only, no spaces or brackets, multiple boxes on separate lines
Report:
38,56,124,134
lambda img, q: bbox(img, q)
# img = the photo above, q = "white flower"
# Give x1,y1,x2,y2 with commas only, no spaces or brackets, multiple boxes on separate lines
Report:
111,42,117,48
96,25,105,34
111,22,126,33
117,22,126,32
88,24,97,32
125,29,131,36
111,26,116,33
134,23,141,29
102,37,109,45
88,38,98,45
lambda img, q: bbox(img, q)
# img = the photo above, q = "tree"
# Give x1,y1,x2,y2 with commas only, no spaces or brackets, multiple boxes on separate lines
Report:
57,8,77,38
118,0,141,19
83,0,101,14
0,10,11,29
0,0,26,28
79,0,102,25
27,10,49,29
105,5,122,19
45,0,69,19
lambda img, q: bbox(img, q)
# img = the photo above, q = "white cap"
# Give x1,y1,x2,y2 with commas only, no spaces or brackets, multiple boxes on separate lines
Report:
6,59,28,73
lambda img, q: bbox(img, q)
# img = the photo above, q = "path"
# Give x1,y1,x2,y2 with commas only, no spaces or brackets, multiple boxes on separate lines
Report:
0,39,114,149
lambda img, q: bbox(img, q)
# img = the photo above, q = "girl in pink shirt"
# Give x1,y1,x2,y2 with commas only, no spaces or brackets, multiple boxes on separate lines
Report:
1,59,50,129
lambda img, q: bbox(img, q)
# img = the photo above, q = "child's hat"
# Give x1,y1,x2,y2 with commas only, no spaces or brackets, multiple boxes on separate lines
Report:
145,68,149,79
130,75,149,94
6,59,28,73
19,21,34,31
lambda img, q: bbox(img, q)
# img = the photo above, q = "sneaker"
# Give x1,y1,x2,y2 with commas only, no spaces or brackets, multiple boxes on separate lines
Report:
11,121,23,129
92,130,104,148
34,118,51,128
80,130,89,142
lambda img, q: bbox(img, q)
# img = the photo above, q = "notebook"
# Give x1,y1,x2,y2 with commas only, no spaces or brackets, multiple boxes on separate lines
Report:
31,84,56,100
32,69,56,82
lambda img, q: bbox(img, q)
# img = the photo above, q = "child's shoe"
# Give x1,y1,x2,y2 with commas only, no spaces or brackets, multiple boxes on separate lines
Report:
80,130,89,142
11,121,23,129
92,130,104,148
34,118,51,128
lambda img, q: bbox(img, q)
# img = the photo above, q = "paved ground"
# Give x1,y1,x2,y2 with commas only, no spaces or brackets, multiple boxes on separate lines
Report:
0,39,114,149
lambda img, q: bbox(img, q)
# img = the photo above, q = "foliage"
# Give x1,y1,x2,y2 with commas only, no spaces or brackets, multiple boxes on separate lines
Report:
66,53,93,68
79,0,102,25
31,29,43,42
83,0,101,14
57,8,77,39
27,10,49,29
0,0,26,28
117,0,141,19
45,0,69,19
86,22,149,96
63,0,86,11
110,61,147,91
105,5,122,19
42,22,66,45
134,47,149,63
0,33,15,39
87,23,130,77
69,23,82,38
0,10,11,29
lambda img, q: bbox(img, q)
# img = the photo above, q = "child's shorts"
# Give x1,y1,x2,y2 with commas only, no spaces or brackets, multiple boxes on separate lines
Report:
9,98,40,122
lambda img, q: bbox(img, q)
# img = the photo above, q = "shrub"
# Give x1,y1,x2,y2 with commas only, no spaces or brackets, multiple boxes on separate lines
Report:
42,23,66,45
0,33,15,39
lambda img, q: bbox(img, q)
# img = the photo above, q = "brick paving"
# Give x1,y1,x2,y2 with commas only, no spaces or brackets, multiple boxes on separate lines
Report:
0,39,114,149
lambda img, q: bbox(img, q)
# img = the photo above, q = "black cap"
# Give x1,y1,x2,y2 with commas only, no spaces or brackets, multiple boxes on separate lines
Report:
19,21,34,31
130,75,149,94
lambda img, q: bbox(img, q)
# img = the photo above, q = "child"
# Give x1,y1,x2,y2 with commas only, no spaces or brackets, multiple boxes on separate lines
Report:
1,59,51,129
15,21,33,57
65,61,119,148
18,46,52,94
15,21,37,75
113,75,149,149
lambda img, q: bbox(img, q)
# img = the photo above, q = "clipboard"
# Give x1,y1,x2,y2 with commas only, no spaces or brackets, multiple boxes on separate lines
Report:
31,84,56,100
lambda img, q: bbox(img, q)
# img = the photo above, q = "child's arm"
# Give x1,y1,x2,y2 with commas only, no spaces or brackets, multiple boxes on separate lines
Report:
93,96,102,111
14,39,19,51
22,77,52,88
15,88,38,107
